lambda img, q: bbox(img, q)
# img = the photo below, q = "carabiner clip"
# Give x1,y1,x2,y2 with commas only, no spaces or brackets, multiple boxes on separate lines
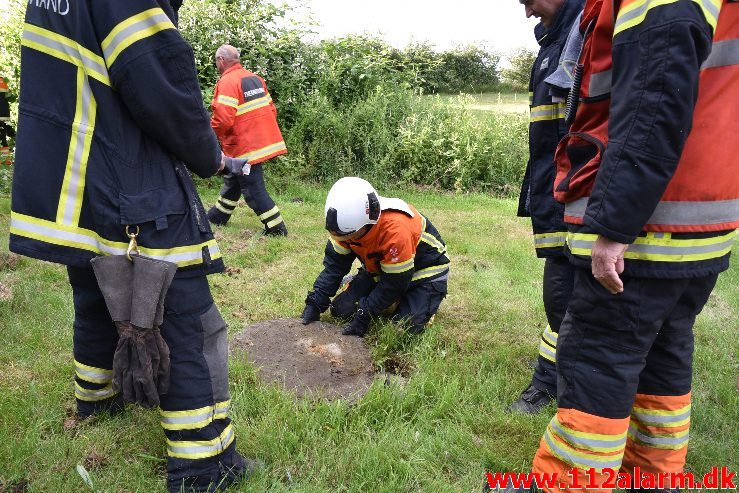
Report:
126,225,140,261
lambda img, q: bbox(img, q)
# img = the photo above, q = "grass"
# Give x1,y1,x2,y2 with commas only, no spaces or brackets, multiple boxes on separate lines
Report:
428,92,530,115
0,180,737,492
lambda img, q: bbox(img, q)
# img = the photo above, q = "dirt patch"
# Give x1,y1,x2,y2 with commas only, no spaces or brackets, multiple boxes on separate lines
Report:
0,282,11,302
231,318,376,401
0,479,29,493
0,252,21,271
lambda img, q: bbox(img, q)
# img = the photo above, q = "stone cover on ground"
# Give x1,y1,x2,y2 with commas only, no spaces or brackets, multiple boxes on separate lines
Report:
231,318,375,401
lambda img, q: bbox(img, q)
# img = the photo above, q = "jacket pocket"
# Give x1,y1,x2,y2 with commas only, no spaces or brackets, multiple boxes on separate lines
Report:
554,131,605,196
173,161,212,234
119,185,187,231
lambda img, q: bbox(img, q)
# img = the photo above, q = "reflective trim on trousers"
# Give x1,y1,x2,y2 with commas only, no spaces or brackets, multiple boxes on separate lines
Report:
160,400,231,431
166,423,235,460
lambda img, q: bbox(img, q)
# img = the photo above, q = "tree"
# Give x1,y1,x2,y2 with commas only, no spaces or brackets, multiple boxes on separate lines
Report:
502,47,537,91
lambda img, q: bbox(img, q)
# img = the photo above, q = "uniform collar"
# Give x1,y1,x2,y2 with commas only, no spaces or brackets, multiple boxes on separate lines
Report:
221,63,244,77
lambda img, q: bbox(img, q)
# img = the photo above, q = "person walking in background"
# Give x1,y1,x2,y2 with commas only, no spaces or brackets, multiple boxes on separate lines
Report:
510,0,583,414
9,1,259,490
207,44,289,236
489,0,738,491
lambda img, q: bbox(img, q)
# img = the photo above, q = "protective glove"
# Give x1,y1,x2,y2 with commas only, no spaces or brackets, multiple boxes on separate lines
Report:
341,307,371,337
219,154,251,176
301,303,321,325
112,322,162,408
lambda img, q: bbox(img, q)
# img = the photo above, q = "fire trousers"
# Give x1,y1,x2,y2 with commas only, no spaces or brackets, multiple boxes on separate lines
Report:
208,163,285,233
532,266,718,492
532,256,575,396
67,266,242,488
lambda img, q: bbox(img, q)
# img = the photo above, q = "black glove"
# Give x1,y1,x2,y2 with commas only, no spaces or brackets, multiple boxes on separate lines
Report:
301,303,321,325
219,155,251,176
342,308,370,337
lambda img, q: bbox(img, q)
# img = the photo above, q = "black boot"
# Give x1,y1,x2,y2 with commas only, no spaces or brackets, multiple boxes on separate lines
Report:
167,450,263,493
264,221,288,237
508,384,554,414
207,206,231,226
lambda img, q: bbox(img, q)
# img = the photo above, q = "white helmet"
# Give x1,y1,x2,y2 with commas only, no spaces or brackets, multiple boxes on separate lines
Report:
324,177,381,236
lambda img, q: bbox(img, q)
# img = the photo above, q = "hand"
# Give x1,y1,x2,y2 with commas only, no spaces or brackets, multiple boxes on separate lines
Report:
341,308,370,337
219,153,251,176
301,303,321,325
591,235,628,295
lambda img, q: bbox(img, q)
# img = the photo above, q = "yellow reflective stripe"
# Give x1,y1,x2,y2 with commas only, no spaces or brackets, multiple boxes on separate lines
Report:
22,23,110,86
381,257,415,274
530,103,566,122
567,231,736,262
10,212,222,267
258,206,279,221
215,95,239,108
416,216,428,246
615,0,719,37
236,94,272,115
75,382,117,402
215,202,234,215
101,8,176,67
266,216,284,229
534,232,567,249
543,427,625,471
74,360,112,384
330,238,352,255
549,417,628,454
539,341,556,363
411,264,449,282
542,324,558,347
628,423,690,450
56,68,97,227
420,232,446,253
166,423,235,459
236,141,287,162
218,196,239,207
160,400,230,431
631,404,691,427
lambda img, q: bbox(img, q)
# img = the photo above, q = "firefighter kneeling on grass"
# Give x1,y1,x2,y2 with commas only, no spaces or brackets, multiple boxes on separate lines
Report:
300,177,450,337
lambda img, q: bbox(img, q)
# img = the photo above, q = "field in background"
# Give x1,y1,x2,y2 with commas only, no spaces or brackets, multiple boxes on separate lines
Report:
0,183,737,492
429,92,529,114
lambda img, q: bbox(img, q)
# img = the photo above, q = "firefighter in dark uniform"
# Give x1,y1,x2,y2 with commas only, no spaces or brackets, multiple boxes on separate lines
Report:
489,0,737,491
301,177,450,337
512,0,583,414
9,1,258,491
0,76,15,165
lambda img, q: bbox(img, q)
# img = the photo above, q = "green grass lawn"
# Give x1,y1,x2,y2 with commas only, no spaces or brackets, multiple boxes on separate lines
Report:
0,181,737,492
428,92,530,115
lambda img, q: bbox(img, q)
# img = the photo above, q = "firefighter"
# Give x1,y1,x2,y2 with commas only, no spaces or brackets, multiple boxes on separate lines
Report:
489,0,738,492
0,76,15,165
511,0,583,415
9,1,259,491
300,177,450,337
206,44,289,236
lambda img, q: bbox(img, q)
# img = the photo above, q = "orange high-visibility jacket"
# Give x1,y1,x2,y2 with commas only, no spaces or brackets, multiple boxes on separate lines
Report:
553,0,738,277
210,64,287,164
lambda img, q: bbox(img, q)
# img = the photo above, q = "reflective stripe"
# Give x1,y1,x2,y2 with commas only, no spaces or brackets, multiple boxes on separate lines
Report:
702,38,739,70
549,417,628,454
539,340,556,363
166,423,235,459
215,202,235,215
632,405,691,427
101,8,176,67
411,264,449,282
10,212,222,267
542,324,558,346
218,197,239,207
266,216,284,229
588,69,612,98
258,206,279,221
420,232,446,254
74,360,112,384
534,232,567,249
236,95,273,116
566,197,739,228
330,238,352,255
615,0,719,36
417,216,428,246
216,94,239,108
628,424,690,449
543,428,624,471
22,24,110,86
75,382,117,402
567,231,736,262
530,103,566,122
57,68,96,227
237,141,287,162
160,400,230,431
381,257,415,274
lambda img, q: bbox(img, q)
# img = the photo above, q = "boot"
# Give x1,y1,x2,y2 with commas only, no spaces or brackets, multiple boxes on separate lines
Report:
263,221,288,237
167,450,263,493
508,384,554,414
207,206,231,226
